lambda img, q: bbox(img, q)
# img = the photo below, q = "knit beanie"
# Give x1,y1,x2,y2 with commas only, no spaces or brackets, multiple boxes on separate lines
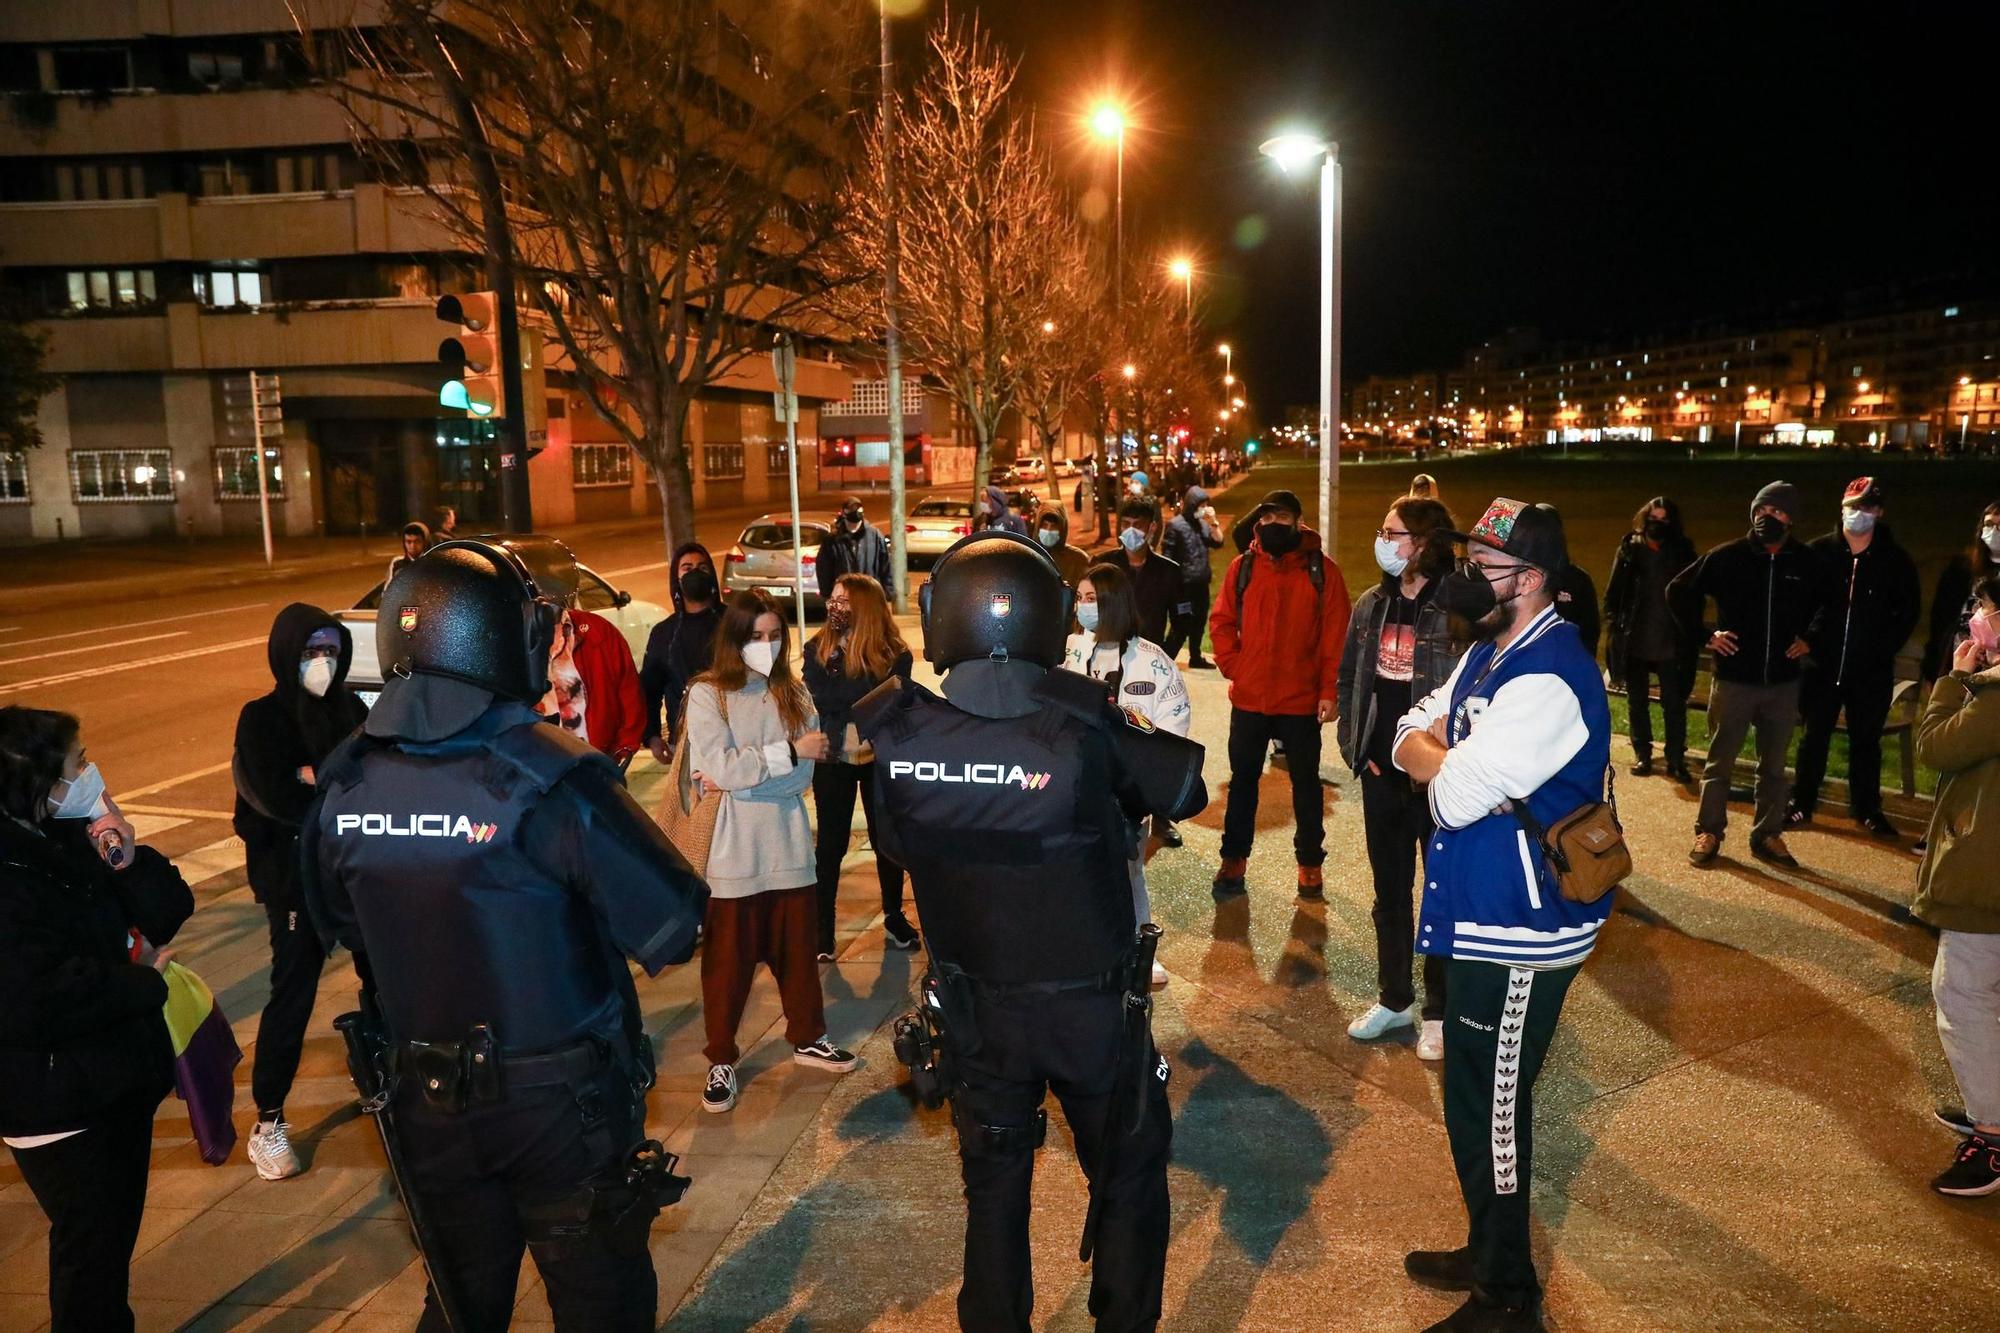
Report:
1751,480,1801,523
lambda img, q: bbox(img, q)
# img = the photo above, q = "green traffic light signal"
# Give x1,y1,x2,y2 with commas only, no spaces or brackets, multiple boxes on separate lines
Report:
1246,440,1260,454
439,380,498,417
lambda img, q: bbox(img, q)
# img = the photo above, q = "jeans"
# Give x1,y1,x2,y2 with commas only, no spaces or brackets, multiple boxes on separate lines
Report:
401,1066,657,1332
811,760,907,954
1162,580,1212,663
1624,656,1688,768
1221,709,1326,866
251,898,327,1116
1360,767,1448,1018
8,1093,158,1333
1696,677,1800,843
1934,930,2000,1128
955,985,1171,1333
1792,664,1894,819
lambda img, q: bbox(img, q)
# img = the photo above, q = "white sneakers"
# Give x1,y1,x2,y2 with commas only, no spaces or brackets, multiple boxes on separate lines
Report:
247,1118,303,1181
1150,961,1169,991
1346,1002,1418,1042
1416,1019,1445,1062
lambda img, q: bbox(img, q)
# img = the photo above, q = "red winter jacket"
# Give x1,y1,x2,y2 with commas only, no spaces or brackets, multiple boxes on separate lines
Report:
1208,527,1352,717
569,608,646,764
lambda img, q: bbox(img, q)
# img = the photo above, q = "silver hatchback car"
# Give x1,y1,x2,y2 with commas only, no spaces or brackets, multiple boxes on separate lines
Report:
722,513,832,612
904,494,976,566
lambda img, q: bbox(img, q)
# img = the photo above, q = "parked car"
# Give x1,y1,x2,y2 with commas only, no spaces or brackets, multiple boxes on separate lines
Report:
1050,457,1083,481
341,536,667,707
986,464,1017,486
905,494,976,565
721,513,831,614
1012,455,1047,483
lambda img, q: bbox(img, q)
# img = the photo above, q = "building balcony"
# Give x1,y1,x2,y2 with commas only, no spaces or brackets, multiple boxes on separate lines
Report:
0,184,456,266
35,297,451,375
0,85,354,157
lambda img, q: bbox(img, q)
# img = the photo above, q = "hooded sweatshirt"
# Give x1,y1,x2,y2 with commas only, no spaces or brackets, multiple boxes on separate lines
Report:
233,603,368,907
640,542,723,744
982,484,1029,537
1161,486,1223,585
1037,502,1091,587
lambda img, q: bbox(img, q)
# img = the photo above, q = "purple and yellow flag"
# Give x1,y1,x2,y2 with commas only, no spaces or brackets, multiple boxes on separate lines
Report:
160,961,242,1166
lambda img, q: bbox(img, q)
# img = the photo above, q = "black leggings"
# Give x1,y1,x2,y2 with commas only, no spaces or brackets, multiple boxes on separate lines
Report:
812,760,908,952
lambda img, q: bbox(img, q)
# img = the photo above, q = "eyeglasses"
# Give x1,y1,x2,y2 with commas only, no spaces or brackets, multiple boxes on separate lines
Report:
1375,528,1410,541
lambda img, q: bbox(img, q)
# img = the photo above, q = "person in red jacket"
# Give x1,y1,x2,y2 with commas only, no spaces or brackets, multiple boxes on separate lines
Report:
1208,489,1352,902
540,605,647,766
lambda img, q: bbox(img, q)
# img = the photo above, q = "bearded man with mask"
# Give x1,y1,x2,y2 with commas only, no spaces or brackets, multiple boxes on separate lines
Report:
1668,481,1821,868
642,543,723,764
232,604,368,1181
1208,488,1352,902
1392,498,1612,1332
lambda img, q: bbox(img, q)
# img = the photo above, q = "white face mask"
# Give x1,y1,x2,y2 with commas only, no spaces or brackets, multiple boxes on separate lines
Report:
1119,527,1149,553
1374,536,1410,577
48,762,108,821
1077,603,1101,631
300,656,335,698
1982,525,2000,558
1842,509,1876,537
742,640,780,677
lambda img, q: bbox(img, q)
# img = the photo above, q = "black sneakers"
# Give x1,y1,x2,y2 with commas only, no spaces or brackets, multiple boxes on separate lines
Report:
1936,1105,1976,1137
883,913,922,952
1933,1134,2000,1196
1629,757,1654,777
793,1035,858,1072
1858,812,1899,841
1404,1246,1475,1292
702,1063,737,1114
1422,1288,1544,1331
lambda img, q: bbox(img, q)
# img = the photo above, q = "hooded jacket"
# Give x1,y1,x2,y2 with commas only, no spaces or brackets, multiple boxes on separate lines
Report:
1802,521,1921,684
817,513,896,600
1667,533,1820,686
1161,486,1224,585
1914,664,2000,934
1209,525,1352,716
640,542,722,744
981,484,1030,537
233,603,368,908
557,607,646,763
0,814,194,1135
1036,503,1091,587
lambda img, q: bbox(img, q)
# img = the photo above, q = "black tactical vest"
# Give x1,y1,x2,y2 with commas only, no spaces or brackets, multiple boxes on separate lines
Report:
316,721,625,1052
862,685,1133,983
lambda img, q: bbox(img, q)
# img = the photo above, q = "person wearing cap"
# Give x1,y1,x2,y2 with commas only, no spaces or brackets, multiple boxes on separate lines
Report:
1788,477,1921,840
1391,497,1611,1331
817,497,895,604
1668,480,1821,869
1209,489,1352,902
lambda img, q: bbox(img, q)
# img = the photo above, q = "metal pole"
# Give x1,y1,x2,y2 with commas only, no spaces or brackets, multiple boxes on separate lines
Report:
1734,417,1742,456
250,371,273,567
1114,132,1124,316
776,335,806,630
1319,147,1341,550
880,4,907,612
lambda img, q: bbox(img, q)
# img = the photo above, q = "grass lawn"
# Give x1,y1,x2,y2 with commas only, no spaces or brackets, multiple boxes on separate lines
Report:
1200,445,1985,797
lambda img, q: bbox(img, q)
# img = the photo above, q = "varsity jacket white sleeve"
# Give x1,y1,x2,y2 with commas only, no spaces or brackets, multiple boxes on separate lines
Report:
1425,671,1590,831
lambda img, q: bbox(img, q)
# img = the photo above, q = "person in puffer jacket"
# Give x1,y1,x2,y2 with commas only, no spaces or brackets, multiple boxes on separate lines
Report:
1391,497,1611,1331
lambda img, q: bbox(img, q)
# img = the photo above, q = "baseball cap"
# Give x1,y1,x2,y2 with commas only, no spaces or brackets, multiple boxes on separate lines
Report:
1248,489,1305,522
1842,476,1884,509
1449,496,1569,574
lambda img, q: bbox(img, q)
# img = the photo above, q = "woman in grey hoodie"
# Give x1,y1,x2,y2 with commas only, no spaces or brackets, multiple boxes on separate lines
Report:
686,590,856,1113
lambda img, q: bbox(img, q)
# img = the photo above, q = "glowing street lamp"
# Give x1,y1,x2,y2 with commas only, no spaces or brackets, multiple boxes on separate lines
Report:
1167,255,1193,320
1260,129,1340,544
1089,102,1127,312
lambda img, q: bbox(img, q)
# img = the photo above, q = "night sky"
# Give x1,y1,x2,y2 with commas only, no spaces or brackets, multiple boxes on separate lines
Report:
968,0,1992,415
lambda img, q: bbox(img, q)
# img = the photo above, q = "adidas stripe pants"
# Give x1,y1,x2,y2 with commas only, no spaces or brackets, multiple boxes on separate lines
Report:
1440,957,1581,1305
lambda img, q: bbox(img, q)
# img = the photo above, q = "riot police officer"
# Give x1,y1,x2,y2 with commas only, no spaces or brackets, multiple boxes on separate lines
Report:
856,531,1207,1333
300,538,703,1332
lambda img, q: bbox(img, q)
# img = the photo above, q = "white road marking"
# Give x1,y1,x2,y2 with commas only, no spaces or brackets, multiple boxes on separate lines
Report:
0,635,267,696
0,602,267,649
0,630,188,666
174,834,246,886
600,560,669,579
121,803,236,820
129,814,188,840
119,760,235,800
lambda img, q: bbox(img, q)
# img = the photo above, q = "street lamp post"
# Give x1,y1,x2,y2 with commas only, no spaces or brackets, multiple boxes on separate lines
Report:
879,0,907,609
1260,132,1340,547
1168,256,1193,321
1091,105,1125,314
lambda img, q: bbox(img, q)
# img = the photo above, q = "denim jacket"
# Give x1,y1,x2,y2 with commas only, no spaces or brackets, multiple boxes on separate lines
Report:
1335,575,1464,775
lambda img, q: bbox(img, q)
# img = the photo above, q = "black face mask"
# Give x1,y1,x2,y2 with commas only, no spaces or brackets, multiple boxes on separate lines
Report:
1751,514,1787,546
679,568,717,603
1438,559,1501,625
1258,522,1302,556
1643,519,1671,542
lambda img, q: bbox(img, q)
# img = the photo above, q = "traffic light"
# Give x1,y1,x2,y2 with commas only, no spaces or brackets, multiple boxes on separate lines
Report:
437,292,505,419
1245,439,1260,454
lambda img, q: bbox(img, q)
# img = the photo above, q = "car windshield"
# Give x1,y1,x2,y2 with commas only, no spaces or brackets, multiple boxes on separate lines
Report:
741,522,827,550
576,570,617,611
913,501,972,518
354,582,386,610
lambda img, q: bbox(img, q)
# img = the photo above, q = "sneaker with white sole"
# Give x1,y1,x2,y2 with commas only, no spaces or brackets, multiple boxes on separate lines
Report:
702,1063,737,1113
1150,961,1169,991
1416,1019,1445,1061
883,913,922,952
1933,1133,2000,1196
1346,1002,1418,1042
793,1036,857,1072
247,1118,303,1181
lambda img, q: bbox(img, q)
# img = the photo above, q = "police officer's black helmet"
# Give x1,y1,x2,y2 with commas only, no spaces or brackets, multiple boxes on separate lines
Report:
377,538,560,701
920,530,1073,670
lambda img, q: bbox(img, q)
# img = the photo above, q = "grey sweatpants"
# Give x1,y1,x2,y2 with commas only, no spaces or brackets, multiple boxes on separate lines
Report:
1934,929,2000,1128
1696,677,1800,843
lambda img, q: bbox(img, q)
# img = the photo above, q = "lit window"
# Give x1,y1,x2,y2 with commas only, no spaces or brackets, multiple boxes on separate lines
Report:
570,443,634,489
195,270,264,308
0,451,27,503
70,449,175,502
215,446,285,500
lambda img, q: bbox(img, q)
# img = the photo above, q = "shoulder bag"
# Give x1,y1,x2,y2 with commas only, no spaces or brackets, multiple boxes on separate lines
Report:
654,685,725,878
1510,764,1631,905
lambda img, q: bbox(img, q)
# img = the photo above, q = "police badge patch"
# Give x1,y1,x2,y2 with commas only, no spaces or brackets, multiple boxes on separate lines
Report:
399,606,419,632
989,594,1012,618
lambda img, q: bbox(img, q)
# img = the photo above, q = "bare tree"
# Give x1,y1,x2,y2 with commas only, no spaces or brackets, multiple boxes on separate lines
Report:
1016,223,1105,463
298,0,868,553
843,16,1064,492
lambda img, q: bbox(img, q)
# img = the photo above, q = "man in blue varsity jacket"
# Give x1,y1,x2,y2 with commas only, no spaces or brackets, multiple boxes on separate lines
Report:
1390,497,1612,1332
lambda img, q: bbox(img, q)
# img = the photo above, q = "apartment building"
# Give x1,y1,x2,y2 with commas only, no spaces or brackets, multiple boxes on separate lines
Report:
0,1,851,546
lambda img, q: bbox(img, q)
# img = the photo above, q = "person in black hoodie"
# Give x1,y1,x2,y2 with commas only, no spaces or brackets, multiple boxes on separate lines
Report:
232,603,368,1181
1161,485,1225,668
641,542,723,763
1789,476,1922,839
1604,496,1700,781
0,706,193,1333
1669,480,1821,869
816,498,896,601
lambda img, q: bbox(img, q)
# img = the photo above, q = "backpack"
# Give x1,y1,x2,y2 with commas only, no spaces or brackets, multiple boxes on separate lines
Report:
1233,547,1325,606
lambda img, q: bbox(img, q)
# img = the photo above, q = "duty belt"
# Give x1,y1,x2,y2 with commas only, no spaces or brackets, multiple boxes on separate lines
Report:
393,1030,611,1113
969,967,1124,997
